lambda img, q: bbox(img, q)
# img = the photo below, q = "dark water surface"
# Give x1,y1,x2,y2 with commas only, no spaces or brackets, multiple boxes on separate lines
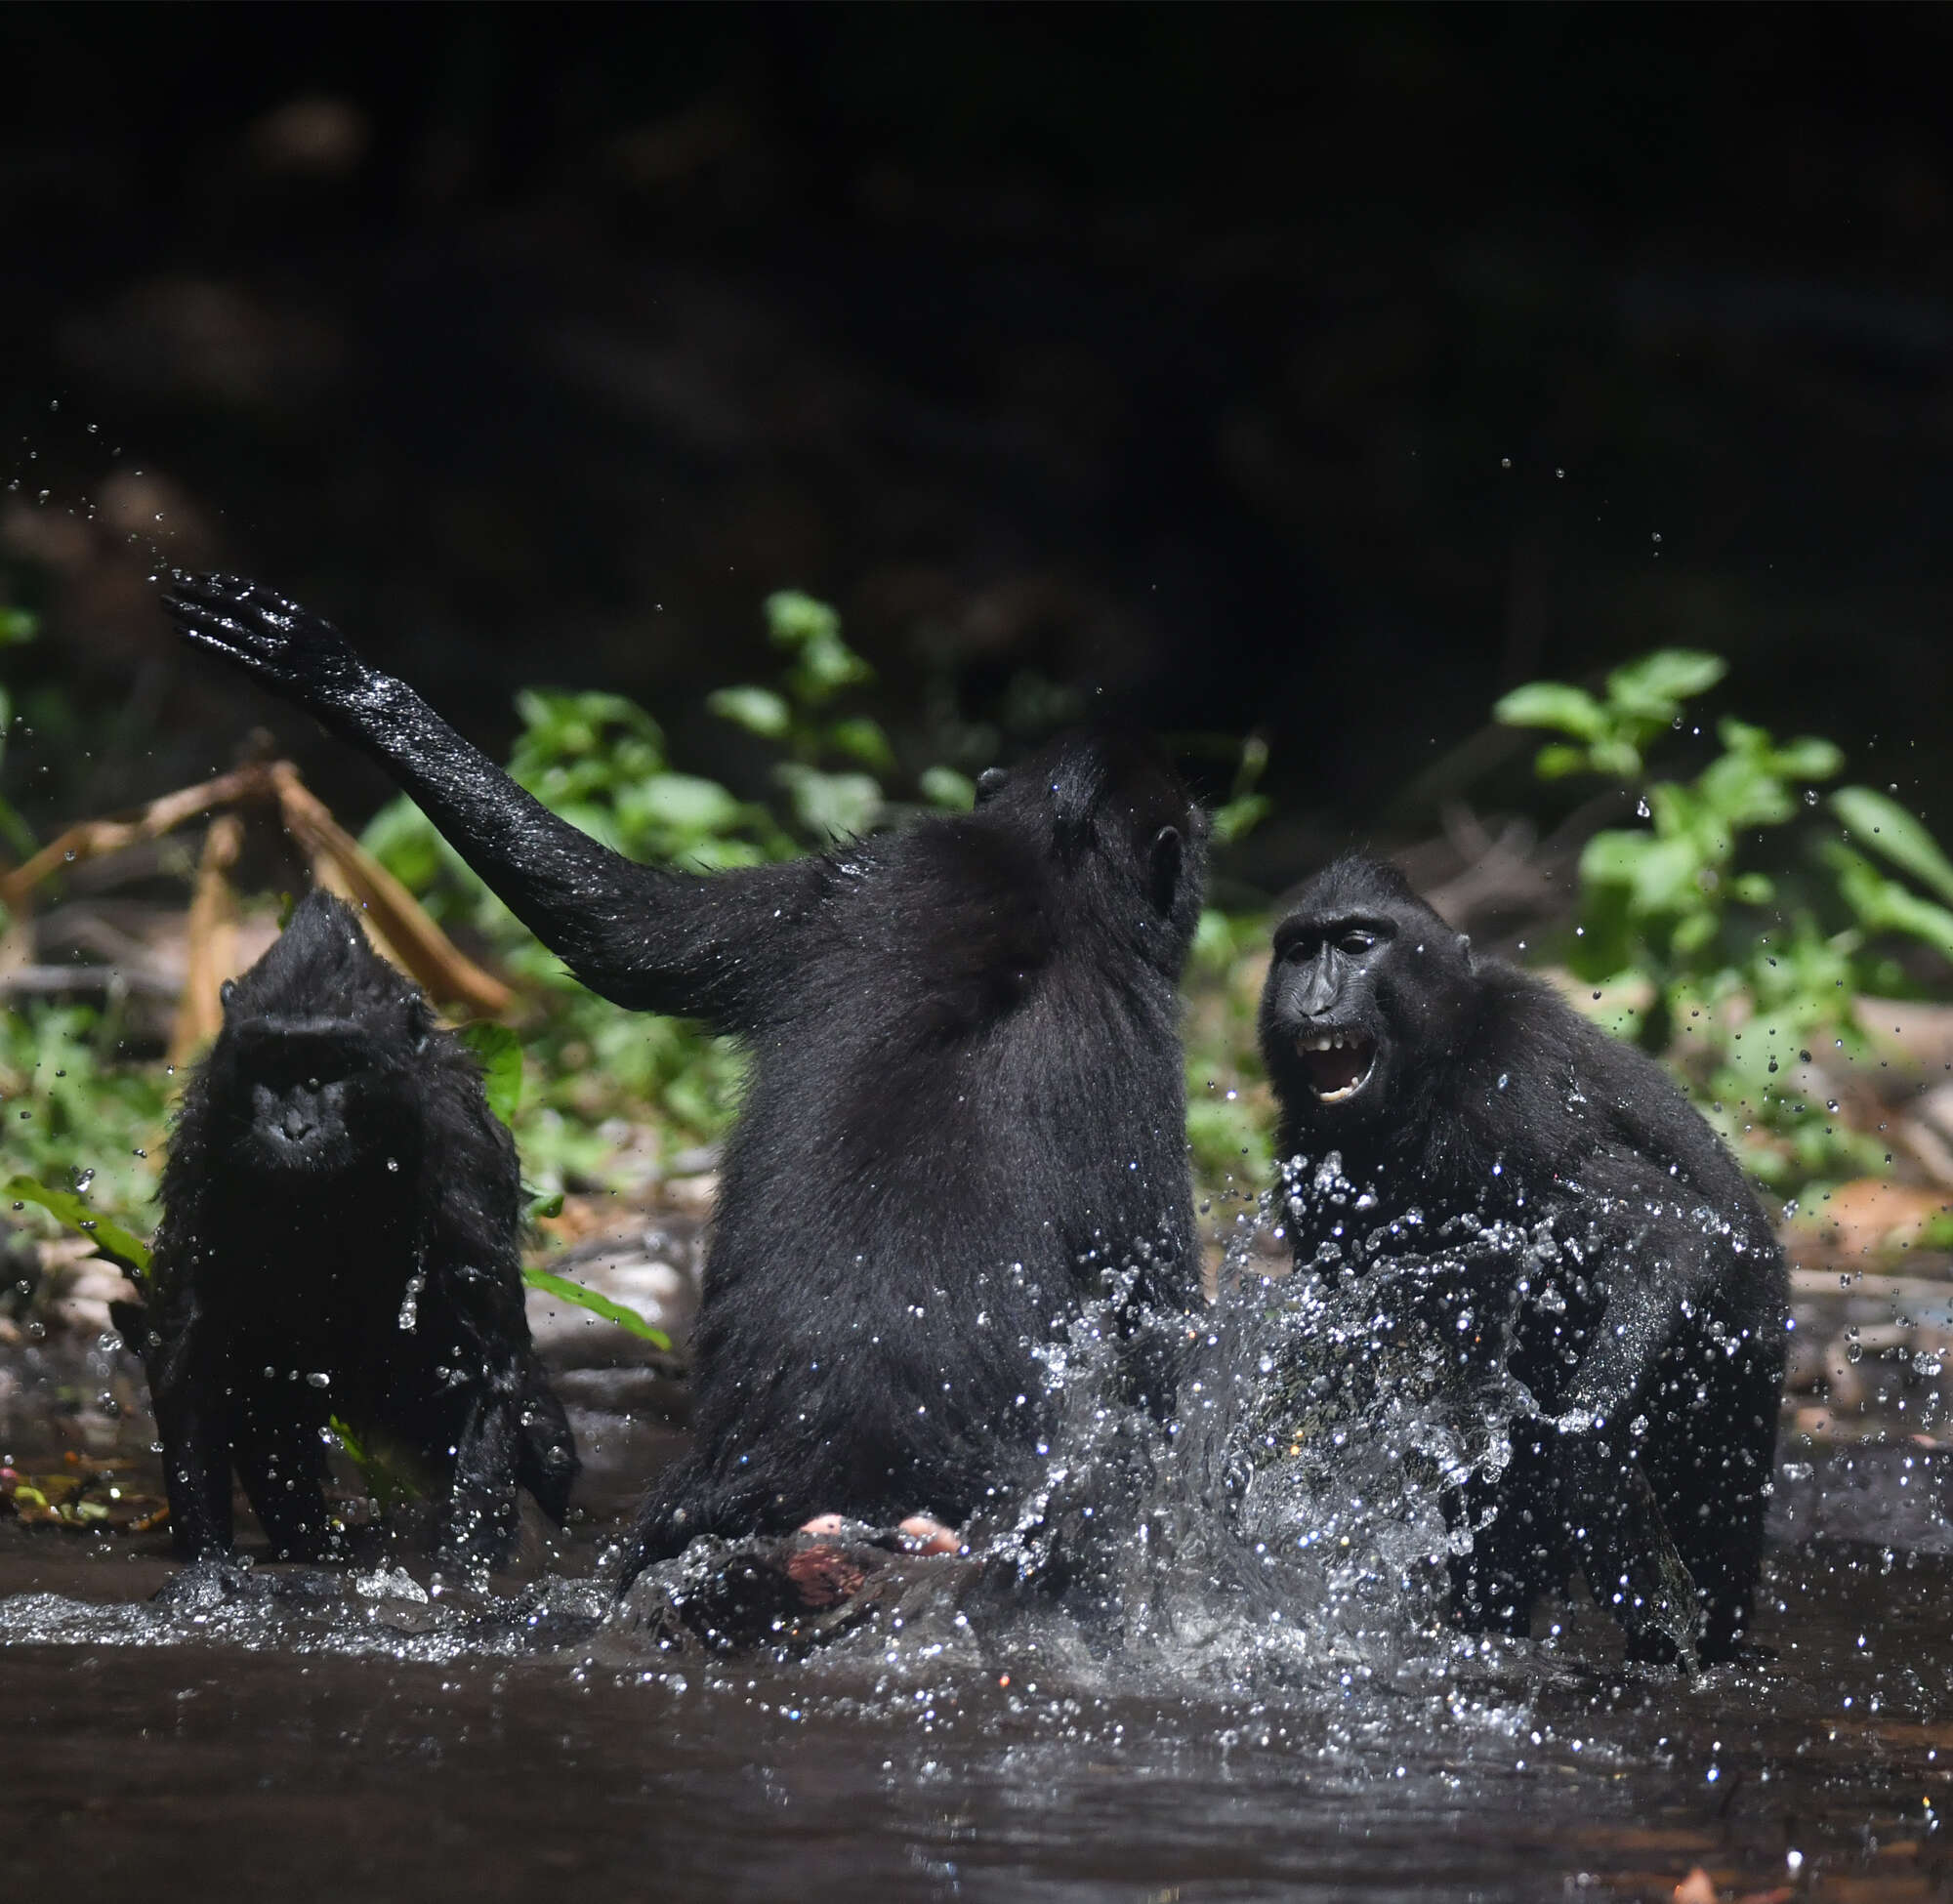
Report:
4,1447,1951,1904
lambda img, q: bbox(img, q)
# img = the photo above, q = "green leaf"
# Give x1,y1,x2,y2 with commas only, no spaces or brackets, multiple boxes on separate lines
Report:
526,1190,565,1221
1579,828,1657,886
326,1416,430,1505
1827,844,1953,957
619,773,746,840
825,717,897,772
775,764,883,842
1606,649,1725,710
456,1023,522,1127
510,690,663,780
1533,743,1590,779
1210,792,1272,847
705,684,791,739
1695,752,1795,830
789,633,873,702
765,590,843,652
0,607,36,647
1630,837,1709,915
1730,872,1775,905
4,1175,152,1279
0,790,34,860
522,1267,672,1348
1588,738,1644,780
1494,682,1607,740
1670,910,1720,957
360,795,447,892
1769,736,1844,781
1229,732,1270,802
919,766,976,811
1832,785,1953,907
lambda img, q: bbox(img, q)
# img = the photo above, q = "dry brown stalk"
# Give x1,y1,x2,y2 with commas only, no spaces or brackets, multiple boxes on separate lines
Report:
267,763,513,1016
0,760,514,1041
170,810,243,1064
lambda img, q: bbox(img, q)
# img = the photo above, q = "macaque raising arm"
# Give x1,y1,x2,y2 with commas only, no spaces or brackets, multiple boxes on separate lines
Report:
164,575,820,1030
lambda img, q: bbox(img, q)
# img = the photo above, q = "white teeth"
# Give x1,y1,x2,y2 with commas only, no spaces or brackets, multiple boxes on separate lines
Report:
1298,1030,1354,1053
1316,1082,1362,1103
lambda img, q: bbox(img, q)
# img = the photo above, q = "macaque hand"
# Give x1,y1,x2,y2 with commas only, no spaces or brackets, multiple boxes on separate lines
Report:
162,572,370,704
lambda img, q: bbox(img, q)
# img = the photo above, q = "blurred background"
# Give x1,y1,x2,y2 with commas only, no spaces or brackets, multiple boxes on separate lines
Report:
7,3,1953,1221
6,4,1952,857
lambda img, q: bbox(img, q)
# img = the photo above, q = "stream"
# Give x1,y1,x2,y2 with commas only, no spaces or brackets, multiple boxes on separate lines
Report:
5,1249,1952,1903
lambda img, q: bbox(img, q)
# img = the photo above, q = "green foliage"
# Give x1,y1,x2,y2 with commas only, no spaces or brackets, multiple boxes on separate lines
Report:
324,1416,431,1509
1177,730,1283,1201
1501,650,1953,1192
520,1267,672,1349
1184,907,1274,1199
1209,733,1272,848
0,600,40,860
5,1174,153,1282
0,1004,167,1243
1495,650,1727,782
456,1021,523,1129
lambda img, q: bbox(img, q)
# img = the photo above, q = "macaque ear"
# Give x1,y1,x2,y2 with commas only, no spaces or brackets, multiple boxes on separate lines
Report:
1457,932,1474,972
976,767,1009,805
219,978,237,1009
1149,826,1183,916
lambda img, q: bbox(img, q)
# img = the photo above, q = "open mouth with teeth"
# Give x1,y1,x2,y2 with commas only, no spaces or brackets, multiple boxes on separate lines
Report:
1295,1027,1379,1103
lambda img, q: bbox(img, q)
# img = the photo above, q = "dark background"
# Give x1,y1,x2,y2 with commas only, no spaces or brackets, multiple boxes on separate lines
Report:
5,4,1952,889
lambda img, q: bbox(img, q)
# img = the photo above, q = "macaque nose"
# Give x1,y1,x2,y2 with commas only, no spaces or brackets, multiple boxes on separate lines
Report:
281,1102,315,1142
1299,958,1340,1018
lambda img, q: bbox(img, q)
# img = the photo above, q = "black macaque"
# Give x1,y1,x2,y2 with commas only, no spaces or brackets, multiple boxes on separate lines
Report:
163,575,1207,1591
142,888,578,1580
1259,855,1787,1662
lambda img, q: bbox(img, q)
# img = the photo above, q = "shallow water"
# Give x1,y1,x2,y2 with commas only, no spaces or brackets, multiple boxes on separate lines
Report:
7,1197,1952,1903
4,1442,1951,1904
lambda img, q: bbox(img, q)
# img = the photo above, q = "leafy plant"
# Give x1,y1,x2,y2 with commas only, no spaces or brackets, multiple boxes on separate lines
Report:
5,1173,152,1282
0,600,40,860
520,1268,670,1347
1178,734,1281,1204
0,1003,168,1232
456,1018,671,1347
1184,906,1275,1200
708,589,975,833
1499,650,1953,1191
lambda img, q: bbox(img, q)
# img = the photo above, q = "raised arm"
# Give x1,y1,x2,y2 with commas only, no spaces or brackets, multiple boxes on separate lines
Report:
163,574,820,1030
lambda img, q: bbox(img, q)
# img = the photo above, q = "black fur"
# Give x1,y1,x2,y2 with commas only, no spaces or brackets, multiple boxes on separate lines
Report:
161,576,1207,1589
1259,854,1787,1660
143,889,577,1576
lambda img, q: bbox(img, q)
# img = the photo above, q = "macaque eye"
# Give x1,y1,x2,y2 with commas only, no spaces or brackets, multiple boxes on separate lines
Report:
1338,931,1376,956
1283,938,1315,965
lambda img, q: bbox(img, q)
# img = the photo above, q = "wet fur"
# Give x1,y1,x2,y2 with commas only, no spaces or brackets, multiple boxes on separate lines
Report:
142,890,577,1572
1261,854,1787,1660
159,571,1204,1592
